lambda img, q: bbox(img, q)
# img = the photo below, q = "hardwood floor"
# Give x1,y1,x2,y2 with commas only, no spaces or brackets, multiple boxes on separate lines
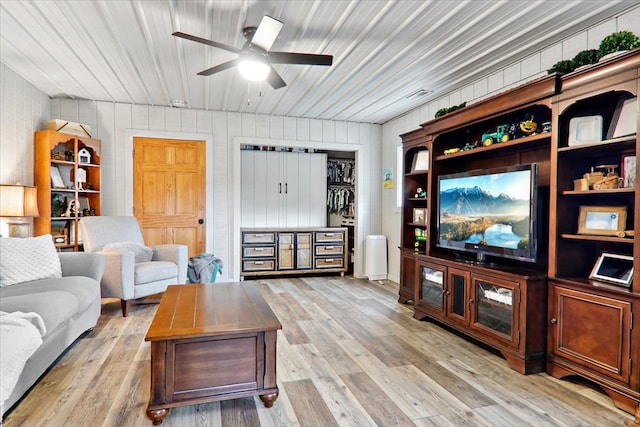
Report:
3,276,632,426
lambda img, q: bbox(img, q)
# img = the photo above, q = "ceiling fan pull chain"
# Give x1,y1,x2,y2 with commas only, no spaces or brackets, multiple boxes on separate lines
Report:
247,80,251,106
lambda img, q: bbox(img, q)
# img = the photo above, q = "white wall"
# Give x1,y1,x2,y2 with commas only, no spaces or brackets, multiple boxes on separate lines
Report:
0,63,50,236
46,99,382,282
380,6,640,283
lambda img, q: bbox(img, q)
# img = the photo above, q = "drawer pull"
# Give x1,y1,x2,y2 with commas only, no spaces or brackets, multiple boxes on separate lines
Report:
324,259,334,262
325,246,334,249
255,234,264,237
255,261,264,265
254,248,264,251
324,233,335,236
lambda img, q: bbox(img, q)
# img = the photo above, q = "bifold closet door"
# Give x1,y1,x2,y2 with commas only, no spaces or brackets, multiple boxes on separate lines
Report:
241,150,327,228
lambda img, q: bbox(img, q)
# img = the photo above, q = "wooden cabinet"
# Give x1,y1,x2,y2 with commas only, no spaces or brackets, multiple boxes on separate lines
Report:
33,130,101,251
546,49,640,414
240,150,327,228
399,73,557,373
547,283,632,385
399,249,417,303
413,256,547,374
241,228,347,278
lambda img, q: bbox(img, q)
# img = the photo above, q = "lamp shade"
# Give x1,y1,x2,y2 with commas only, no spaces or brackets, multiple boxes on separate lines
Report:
0,184,39,217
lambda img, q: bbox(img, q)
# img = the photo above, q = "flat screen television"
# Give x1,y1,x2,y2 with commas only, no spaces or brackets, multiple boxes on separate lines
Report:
437,163,538,263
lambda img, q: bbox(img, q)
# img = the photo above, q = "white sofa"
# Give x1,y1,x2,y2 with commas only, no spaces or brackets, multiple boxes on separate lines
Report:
0,235,104,417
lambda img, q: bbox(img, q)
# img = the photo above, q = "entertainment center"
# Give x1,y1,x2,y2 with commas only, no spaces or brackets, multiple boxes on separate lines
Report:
400,49,639,413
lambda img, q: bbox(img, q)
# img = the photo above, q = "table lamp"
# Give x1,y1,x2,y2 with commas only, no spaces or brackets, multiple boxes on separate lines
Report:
0,184,39,237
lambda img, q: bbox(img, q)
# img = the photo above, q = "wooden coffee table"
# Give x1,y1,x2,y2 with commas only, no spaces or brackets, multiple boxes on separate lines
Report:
144,283,282,425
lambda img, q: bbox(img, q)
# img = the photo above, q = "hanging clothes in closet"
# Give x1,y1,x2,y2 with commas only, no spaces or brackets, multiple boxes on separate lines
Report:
327,158,355,215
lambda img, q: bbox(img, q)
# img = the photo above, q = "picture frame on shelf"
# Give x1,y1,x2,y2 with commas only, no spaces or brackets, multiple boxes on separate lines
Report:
50,166,65,188
589,252,634,287
568,115,602,146
607,96,637,139
622,154,636,189
411,150,429,172
413,208,426,225
51,220,68,245
577,205,627,236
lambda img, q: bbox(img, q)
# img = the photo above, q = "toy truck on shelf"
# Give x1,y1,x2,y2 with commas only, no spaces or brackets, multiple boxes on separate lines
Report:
481,124,510,146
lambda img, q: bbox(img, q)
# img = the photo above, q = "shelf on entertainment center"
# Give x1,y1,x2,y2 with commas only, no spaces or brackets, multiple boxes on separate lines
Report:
561,188,635,196
557,135,636,153
434,132,551,161
560,233,633,244
552,276,634,295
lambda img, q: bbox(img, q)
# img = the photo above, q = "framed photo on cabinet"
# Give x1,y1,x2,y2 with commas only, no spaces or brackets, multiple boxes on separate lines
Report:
607,96,637,139
589,252,634,287
413,208,426,225
411,150,429,172
50,166,65,188
577,205,626,236
622,155,636,189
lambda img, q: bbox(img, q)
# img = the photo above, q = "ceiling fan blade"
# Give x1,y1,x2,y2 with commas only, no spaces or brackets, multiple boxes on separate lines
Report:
266,66,287,89
251,15,283,51
268,52,333,66
173,31,241,54
198,59,239,76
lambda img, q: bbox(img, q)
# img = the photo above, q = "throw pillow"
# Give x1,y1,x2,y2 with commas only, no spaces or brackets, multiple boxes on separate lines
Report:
103,241,153,263
0,235,62,287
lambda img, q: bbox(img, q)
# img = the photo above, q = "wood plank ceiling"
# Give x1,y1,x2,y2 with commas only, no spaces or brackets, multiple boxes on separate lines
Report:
0,1,636,124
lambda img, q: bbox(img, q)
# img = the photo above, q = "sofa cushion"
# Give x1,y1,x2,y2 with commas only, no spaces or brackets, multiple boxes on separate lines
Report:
135,261,177,284
0,292,78,338
0,235,61,287
0,276,100,314
103,241,153,263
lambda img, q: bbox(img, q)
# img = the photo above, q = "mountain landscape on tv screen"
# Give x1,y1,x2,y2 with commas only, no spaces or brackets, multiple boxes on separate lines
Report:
439,185,530,248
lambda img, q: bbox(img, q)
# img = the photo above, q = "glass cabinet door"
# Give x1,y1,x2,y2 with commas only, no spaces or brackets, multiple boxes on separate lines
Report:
418,263,445,313
471,275,518,345
446,268,470,325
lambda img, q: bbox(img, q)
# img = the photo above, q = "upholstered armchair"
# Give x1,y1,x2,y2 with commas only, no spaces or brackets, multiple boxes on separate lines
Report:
79,216,187,316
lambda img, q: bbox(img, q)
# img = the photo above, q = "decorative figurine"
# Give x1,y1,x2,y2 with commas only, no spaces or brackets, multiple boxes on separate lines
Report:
480,124,510,146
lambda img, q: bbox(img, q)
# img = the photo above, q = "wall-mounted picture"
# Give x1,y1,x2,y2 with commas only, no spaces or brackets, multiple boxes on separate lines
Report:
622,154,636,189
413,208,426,225
577,205,627,236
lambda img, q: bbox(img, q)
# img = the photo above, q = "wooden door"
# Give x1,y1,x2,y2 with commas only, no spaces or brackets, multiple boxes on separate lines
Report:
133,137,205,258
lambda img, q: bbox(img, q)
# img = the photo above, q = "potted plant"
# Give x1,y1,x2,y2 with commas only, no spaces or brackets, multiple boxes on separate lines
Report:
597,30,640,60
571,49,599,71
547,59,573,75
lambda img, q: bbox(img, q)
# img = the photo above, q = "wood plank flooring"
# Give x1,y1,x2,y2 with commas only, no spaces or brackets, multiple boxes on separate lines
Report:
3,276,632,426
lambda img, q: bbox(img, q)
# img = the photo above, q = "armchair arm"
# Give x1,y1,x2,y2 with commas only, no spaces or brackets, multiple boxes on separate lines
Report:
98,251,136,300
152,245,188,284
58,252,105,282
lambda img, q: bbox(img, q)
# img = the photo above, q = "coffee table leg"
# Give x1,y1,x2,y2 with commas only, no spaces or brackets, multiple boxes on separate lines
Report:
146,407,169,425
259,392,279,408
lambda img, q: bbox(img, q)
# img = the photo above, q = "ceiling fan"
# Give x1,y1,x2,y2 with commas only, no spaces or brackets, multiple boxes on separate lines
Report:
173,15,333,89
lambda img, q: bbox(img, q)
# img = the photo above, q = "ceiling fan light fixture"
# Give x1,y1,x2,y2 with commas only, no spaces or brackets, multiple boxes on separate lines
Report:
238,58,270,81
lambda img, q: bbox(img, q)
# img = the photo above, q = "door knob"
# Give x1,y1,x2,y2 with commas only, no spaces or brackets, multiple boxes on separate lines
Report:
198,219,204,224
550,318,557,324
